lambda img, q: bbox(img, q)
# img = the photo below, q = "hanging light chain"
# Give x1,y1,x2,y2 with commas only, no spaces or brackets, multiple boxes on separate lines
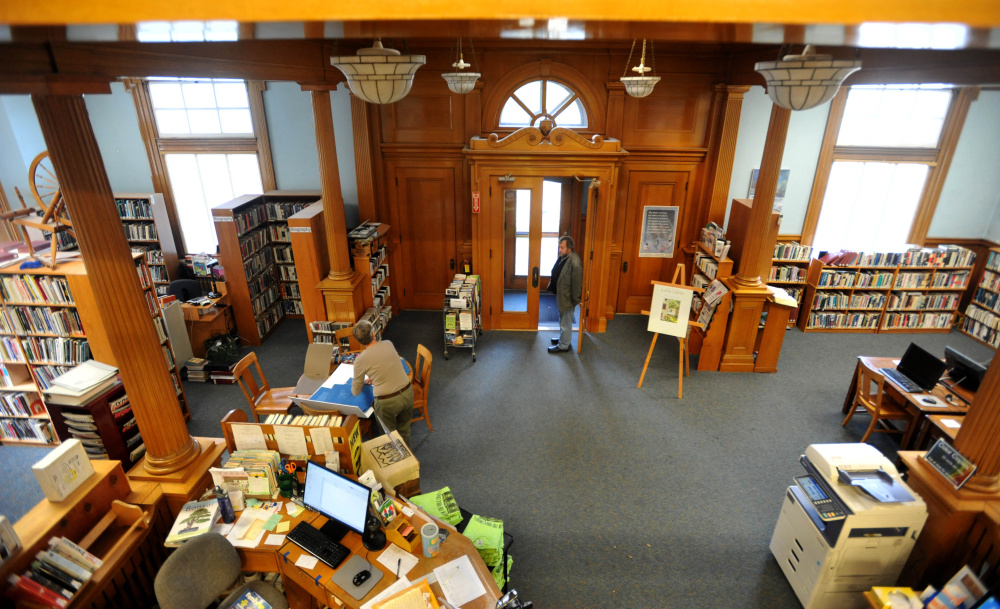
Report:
623,39,637,78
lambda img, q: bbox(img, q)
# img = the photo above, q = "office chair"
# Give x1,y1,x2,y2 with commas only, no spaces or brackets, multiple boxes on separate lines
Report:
411,344,433,431
842,360,913,443
233,351,295,422
166,278,203,302
154,532,289,609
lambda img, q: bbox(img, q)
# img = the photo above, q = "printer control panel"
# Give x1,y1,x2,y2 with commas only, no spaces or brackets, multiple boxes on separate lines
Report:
794,475,846,521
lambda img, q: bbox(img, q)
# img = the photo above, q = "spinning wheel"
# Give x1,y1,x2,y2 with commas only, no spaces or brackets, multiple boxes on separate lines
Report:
11,151,75,268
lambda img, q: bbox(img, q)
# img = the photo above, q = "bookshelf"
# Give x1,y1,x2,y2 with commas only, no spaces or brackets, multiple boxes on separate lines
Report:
799,258,898,333
880,247,973,333
287,202,328,342
769,242,812,327
961,247,1000,349
350,222,393,334
115,193,179,297
46,382,148,467
213,192,320,345
688,242,734,371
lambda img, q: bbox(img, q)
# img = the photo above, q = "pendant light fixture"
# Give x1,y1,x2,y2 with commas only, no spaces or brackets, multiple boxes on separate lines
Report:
441,38,481,95
754,45,861,111
330,39,426,105
620,39,660,98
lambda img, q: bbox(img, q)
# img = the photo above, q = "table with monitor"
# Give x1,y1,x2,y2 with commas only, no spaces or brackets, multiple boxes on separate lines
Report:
841,343,983,450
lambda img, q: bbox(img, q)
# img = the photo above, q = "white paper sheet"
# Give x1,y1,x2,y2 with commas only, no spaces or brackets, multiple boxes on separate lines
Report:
294,555,319,570
274,426,308,455
376,543,420,578
433,555,486,607
231,424,267,451
360,577,413,609
264,534,286,546
310,427,334,454
941,418,962,429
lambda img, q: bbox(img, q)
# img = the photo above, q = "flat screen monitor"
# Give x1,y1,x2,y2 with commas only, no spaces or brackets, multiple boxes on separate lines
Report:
944,346,989,391
303,461,371,536
897,342,947,393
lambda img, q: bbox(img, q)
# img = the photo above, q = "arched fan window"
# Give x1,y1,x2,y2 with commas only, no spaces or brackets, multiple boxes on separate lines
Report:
498,79,588,129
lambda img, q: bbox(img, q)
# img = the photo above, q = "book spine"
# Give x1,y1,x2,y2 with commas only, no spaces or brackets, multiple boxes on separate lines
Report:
49,536,103,571
7,574,70,608
38,550,93,582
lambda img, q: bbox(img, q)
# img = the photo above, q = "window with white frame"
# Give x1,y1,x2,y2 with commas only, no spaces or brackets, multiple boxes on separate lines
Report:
499,79,588,129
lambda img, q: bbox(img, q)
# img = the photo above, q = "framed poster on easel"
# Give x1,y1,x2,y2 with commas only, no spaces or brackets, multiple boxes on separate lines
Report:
637,266,704,398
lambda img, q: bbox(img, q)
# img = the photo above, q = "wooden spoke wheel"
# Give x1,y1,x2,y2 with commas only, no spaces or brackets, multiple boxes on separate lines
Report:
27,151,73,231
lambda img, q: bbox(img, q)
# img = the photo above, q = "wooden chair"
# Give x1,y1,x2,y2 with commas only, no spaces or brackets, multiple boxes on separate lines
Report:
411,344,433,431
842,360,913,443
232,352,295,422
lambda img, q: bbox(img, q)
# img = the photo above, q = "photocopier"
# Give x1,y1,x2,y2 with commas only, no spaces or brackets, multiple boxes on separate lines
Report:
770,443,928,609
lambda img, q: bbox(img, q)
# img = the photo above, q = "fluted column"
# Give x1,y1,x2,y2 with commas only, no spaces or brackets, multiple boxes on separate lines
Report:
32,94,199,474
350,93,377,223
706,85,752,227
954,357,1000,492
312,90,353,280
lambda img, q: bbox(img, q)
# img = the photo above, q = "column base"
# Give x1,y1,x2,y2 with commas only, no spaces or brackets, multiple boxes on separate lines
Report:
719,281,770,372
128,437,227,517
318,270,368,324
141,435,201,476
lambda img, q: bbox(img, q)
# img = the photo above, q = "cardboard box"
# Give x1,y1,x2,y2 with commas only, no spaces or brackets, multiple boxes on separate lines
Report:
360,431,420,499
31,439,95,502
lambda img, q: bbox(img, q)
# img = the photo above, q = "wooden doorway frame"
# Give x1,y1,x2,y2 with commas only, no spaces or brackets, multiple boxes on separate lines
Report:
466,126,627,332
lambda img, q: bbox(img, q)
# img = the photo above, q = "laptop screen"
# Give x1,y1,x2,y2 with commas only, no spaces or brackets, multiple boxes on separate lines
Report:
897,343,947,392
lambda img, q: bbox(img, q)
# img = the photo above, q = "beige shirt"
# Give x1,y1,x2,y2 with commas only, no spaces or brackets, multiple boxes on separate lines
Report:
351,340,409,398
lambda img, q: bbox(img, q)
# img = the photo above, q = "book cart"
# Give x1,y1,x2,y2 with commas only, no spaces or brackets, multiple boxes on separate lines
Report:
443,274,481,362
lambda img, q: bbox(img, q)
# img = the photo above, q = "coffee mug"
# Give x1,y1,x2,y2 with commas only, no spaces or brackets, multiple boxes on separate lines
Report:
421,522,440,558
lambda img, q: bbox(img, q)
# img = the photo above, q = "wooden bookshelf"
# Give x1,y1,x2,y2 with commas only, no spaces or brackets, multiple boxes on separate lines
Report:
46,382,148,467
288,202,329,342
688,242,734,371
350,223,393,341
769,242,812,328
115,193,179,297
961,247,1000,349
880,265,972,333
212,191,320,345
798,259,895,333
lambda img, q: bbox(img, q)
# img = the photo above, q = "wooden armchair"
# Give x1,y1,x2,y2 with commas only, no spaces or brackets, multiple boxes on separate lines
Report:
411,344,433,431
233,352,295,422
842,360,913,443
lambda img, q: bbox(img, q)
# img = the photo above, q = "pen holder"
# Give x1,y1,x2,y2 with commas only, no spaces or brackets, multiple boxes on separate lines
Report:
421,522,440,558
385,516,420,553
278,473,294,499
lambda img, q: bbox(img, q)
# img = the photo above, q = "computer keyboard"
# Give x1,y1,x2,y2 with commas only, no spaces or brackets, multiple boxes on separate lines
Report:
286,522,351,569
880,368,922,393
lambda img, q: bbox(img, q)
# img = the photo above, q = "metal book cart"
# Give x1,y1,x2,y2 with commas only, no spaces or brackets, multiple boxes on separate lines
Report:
443,274,482,362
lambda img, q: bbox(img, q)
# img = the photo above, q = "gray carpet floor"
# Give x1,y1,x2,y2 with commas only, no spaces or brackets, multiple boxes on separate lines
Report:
1,313,993,608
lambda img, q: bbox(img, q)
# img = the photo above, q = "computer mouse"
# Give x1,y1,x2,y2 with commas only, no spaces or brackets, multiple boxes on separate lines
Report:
353,570,371,586
922,397,936,404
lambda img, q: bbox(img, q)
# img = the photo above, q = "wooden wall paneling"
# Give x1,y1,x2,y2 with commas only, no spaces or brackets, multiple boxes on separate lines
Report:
620,77,715,149
615,169,692,313
587,163,621,332
605,82,626,141
387,160,460,309
381,75,467,144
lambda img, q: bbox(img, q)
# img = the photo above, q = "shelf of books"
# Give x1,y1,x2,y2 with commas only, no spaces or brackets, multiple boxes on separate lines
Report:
769,242,812,327
961,247,1000,349
350,221,393,325
443,274,481,361
115,193,179,297
798,245,976,333
46,381,147,467
213,192,319,345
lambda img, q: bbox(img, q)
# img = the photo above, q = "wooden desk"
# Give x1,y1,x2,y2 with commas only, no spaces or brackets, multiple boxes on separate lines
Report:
279,506,501,609
842,356,974,450
181,295,235,357
235,500,318,574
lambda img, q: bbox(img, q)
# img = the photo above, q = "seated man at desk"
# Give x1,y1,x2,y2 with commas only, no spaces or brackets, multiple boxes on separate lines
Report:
351,321,414,447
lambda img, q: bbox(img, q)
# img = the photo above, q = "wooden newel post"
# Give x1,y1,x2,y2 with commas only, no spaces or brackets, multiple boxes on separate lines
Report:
32,94,199,475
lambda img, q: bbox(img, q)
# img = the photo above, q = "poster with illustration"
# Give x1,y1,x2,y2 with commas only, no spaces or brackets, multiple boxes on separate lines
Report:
647,283,692,337
748,169,790,213
639,206,678,258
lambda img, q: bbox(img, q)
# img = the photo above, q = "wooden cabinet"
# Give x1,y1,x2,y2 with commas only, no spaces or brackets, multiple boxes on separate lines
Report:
212,191,320,345
962,247,1000,349
114,193,179,297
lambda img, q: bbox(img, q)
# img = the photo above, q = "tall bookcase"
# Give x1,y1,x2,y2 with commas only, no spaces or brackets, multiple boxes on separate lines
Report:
961,247,1000,349
213,192,320,345
115,193,179,297
350,222,393,339
769,242,812,327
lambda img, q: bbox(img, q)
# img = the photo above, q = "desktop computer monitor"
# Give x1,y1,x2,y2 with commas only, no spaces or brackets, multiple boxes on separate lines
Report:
303,461,371,538
944,346,989,391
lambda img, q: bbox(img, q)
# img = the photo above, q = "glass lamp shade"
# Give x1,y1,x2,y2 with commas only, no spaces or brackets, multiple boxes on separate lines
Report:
620,75,661,98
330,41,426,105
442,71,480,94
755,46,861,111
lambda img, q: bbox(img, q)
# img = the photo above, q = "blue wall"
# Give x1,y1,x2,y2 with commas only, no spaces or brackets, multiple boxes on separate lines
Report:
84,82,154,193
0,98,29,211
0,95,45,210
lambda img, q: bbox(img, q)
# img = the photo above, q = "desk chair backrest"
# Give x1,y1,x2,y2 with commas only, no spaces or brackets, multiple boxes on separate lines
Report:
856,363,885,413
412,344,433,431
234,352,271,406
154,532,240,609
166,279,203,302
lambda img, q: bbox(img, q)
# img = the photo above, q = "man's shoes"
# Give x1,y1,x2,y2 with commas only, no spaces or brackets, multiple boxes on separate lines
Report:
550,338,560,346
548,345,570,353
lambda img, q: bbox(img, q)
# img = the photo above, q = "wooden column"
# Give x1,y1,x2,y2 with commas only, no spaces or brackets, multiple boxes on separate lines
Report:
954,356,1000,492
719,103,790,372
32,94,199,475
705,85,752,228
351,93,378,223
309,88,367,323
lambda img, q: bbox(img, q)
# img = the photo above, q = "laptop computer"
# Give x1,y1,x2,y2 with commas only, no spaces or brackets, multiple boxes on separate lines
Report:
880,343,947,393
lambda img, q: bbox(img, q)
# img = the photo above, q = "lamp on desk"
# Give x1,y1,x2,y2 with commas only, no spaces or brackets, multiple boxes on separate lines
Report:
362,507,386,551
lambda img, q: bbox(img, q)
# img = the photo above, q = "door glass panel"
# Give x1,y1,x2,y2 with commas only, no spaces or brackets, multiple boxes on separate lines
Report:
515,237,529,276
541,181,561,233
504,188,529,313
540,237,558,276
515,190,530,233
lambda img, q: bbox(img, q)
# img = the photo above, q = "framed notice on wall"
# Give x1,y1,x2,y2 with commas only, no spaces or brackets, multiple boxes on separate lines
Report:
639,206,678,258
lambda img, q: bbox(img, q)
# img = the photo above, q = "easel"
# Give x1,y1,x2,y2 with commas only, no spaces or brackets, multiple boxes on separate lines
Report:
637,265,705,398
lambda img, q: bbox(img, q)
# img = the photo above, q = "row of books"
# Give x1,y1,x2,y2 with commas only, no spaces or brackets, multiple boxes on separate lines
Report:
0,392,42,417
33,365,73,391
262,413,349,427
961,315,1000,348
769,265,806,283
444,274,480,346
3,306,84,337
818,250,902,267
149,265,168,284
130,246,163,265
818,270,857,288
849,292,887,310
895,270,969,289
238,225,271,260
0,337,24,362
964,304,1000,330
882,312,954,330
116,197,154,219
365,245,388,276
122,222,158,241
280,283,301,299
888,291,960,311
0,275,74,305
251,285,280,317
134,261,151,289
274,244,294,264
372,263,389,297
0,416,56,442
811,292,849,310
373,285,390,311
142,290,158,317
773,241,812,261
22,337,92,366
310,321,351,334
972,287,1000,314
233,204,269,237
899,244,975,268
269,223,291,243
278,264,298,281
694,252,720,280
255,302,284,341
282,300,303,315
807,312,882,330
6,536,103,607
247,266,277,300
855,271,895,288
244,246,275,282
263,200,311,222
981,270,1000,292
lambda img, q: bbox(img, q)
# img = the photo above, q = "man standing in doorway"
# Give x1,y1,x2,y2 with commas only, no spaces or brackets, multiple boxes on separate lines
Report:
548,236,583,353
351,321,415,447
